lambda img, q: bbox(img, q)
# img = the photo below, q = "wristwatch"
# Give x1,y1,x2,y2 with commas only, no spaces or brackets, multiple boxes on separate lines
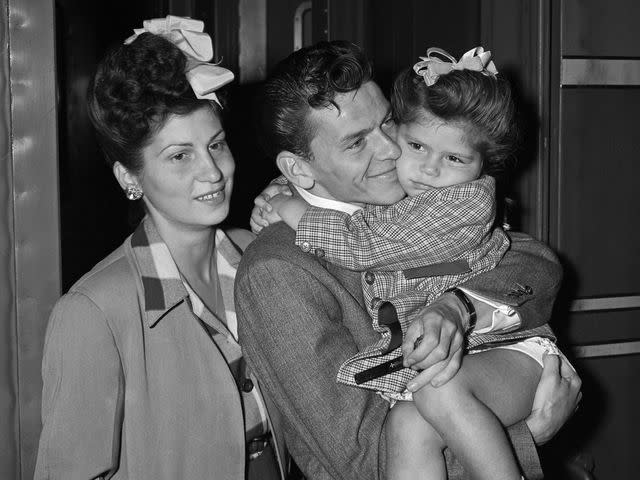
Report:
444,287,477,333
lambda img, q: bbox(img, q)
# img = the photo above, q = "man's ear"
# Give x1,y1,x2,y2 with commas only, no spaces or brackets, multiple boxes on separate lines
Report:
276,151,315,190
113,162,140,192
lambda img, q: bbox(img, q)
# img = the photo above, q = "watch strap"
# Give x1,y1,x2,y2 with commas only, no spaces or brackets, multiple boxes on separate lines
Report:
445,287,477,333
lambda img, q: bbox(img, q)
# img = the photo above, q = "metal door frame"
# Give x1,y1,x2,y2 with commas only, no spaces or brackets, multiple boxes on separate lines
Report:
1,1,60,478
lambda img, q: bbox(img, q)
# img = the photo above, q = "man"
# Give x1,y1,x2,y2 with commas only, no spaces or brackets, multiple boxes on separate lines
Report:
236,41,580,479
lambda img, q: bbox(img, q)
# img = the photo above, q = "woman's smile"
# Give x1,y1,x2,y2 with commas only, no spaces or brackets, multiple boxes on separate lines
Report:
195,187,226,203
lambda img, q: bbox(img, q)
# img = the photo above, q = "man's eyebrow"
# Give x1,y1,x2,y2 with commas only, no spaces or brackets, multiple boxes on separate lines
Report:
339,127,372,147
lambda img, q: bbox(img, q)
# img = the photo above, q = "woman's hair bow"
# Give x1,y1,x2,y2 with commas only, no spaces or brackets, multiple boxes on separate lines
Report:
125,15,234,107
413,46,498,87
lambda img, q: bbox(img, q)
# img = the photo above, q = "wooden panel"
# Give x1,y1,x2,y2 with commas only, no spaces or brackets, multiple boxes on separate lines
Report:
574,341,640,358
571,295,640,312
369,0,480,94
409,0,480,61
562,0,640,57
266,0,300,72
562,59,640,86
565,356,640,479
480,0,551,240
196,0,240,77
563,309,640,345
239,0,267,83
554,89,640,297
327,0,368,49
369,0,415,91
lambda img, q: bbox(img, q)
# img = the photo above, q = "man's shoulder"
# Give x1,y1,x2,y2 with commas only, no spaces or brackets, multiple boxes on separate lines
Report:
237,222,355,290
240,222,307,266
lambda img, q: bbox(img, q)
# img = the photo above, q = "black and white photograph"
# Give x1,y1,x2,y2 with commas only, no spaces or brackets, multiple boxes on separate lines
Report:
1,1,638,479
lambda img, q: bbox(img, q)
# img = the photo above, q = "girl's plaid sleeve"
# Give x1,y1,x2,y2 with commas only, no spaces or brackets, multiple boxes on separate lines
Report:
294,176,500,271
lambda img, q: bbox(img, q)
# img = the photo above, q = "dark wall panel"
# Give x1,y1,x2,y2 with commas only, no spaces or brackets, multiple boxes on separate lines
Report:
56,0,160,291
565,356,640,480
369,0,480,95
562,0,640,57
557,89,640,297
565,310,640,345
266,0,301,73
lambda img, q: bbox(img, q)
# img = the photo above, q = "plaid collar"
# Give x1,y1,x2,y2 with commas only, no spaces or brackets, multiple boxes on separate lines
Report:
126,217,242,331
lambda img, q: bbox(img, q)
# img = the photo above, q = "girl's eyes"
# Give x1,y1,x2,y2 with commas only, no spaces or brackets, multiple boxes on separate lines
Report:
408,142,424,151
446,155,462,163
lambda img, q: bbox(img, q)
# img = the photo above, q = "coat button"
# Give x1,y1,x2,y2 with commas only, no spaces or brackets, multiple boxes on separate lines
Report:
300,241,311,253
370,296,381,310
315,248,325,258
242,378,254,393
364,271,375,285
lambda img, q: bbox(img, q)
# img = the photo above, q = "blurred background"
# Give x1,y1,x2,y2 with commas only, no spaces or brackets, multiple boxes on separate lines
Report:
2,1,639,478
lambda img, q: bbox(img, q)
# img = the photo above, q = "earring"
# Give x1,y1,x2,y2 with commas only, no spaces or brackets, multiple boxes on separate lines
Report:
125,184,143,201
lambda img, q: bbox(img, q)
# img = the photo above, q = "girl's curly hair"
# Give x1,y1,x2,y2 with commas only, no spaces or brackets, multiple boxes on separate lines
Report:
391,67,519,176
88,33,222,172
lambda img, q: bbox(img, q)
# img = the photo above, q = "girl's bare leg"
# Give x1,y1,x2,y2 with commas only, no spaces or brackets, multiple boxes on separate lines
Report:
386,400,446,480
412,349,541,480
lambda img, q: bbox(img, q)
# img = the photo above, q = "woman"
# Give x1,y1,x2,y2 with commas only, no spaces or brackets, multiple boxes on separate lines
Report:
34,17,284,480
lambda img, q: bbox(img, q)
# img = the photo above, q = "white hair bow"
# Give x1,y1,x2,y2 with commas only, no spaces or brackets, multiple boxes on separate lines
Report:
125,15,234,107
413,46,498,87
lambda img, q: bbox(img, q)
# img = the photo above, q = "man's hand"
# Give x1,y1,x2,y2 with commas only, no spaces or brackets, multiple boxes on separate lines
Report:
526,353,582,445
401,293,466,391
249,182,292,233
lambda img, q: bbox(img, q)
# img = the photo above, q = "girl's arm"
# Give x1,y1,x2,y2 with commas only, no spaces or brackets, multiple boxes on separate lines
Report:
249,176,292,234
296,178,501,271
266,193,310,229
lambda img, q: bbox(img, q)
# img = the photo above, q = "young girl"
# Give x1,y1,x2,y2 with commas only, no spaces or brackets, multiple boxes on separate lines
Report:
261,47,561,479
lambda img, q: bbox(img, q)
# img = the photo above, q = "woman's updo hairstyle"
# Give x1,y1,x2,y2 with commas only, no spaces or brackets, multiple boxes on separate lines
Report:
391,66,518,176
88,33,221,173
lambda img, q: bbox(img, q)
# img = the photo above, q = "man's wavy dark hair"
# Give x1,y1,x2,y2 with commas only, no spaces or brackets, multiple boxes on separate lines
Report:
258,40,373,160
88,33,223,173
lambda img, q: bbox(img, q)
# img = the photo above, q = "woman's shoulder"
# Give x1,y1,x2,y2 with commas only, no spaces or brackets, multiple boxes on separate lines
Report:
66,239,138,308
46,240,138,343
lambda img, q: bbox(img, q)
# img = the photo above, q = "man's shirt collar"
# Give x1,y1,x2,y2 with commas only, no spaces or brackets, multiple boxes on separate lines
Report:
294,185,363,215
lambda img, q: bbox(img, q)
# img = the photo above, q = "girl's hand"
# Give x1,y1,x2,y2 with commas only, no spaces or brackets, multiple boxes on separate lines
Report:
261,193,289,224
249,181,293,233
264,193,309,230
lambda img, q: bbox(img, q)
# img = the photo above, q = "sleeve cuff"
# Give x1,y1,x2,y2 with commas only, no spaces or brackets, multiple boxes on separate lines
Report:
458,287,521,334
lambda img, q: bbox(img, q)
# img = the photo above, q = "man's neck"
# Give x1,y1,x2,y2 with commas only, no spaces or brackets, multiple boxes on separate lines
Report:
294,185,362,215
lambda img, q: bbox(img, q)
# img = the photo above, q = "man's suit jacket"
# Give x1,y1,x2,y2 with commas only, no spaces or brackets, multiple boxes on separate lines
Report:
236,222,562,480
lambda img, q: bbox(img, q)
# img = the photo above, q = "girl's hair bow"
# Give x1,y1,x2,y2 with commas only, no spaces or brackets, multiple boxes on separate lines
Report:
125,15,234,107
413,46,498,87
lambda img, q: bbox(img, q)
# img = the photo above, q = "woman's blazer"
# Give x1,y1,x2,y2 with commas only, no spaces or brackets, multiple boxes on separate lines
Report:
34,219,285,479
